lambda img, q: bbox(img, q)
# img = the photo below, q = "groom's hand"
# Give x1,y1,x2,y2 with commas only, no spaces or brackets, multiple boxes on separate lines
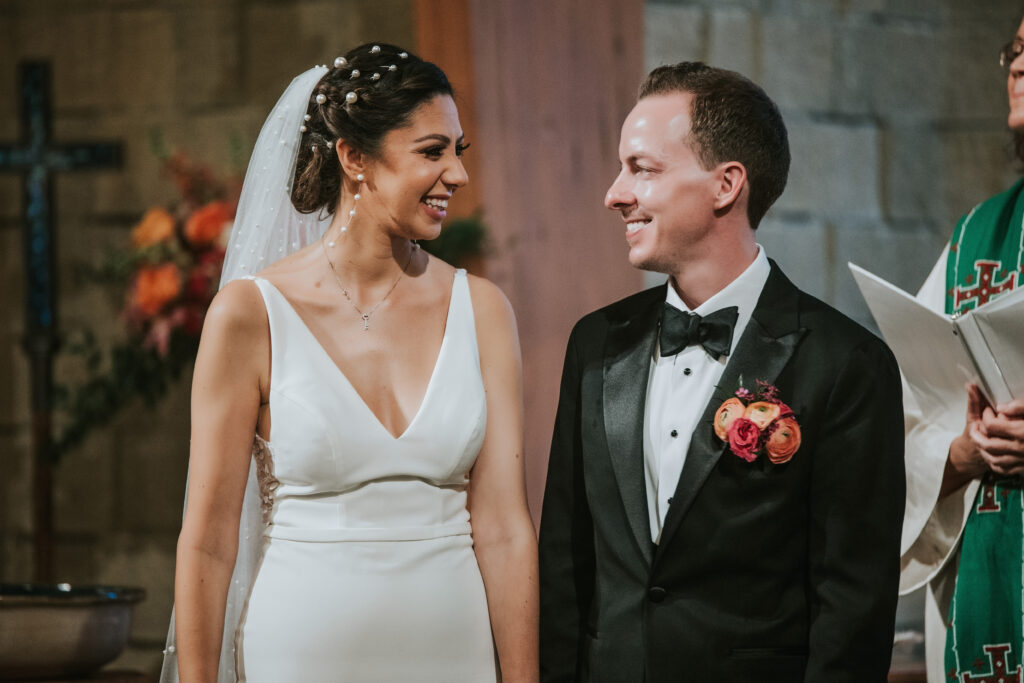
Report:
973,395,1024,476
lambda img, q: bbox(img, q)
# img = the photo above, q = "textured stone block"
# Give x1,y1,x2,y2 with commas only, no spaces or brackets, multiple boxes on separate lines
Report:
944,19,1015,122
942,129,1018,231
115,379,190,534
13,6,117,111
833,222,947,330
244,4,311,105
53,430,115,535
776,118,881,219
0,333,30,430
766,0,841,17
645,4,707,70
0,431,32,535
174,4,244,109
882,123,945,223
839,0,886,12
761,16,834,110
110,9,177,110
758,217,831,301
0,533,32,583
948,0,1023,23
655,0,762,10
708,8,757,76
836,24,944,120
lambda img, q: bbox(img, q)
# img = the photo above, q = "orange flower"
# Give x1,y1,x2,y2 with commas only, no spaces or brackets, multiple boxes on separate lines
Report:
133,263,182,316
744,401,781,429
131,207,175,247
184,201,232,247
714,397,746,441
766,416,801,464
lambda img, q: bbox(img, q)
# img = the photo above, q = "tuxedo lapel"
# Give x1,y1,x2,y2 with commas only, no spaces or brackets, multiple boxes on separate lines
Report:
602,287,663,566
655,263,807,557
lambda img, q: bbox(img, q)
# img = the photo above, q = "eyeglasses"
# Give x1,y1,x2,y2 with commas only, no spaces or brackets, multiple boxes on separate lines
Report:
1000,40,1024,69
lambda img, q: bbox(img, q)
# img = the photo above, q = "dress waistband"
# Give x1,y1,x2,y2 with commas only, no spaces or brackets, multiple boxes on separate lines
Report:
264,521,472,542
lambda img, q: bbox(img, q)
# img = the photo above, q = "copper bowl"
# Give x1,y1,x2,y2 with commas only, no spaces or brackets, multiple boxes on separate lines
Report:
0,583,145,680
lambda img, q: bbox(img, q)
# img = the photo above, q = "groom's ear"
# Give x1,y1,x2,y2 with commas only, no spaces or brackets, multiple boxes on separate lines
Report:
713,161,747,212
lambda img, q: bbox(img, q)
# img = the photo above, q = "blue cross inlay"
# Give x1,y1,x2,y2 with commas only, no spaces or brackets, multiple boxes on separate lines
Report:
0,61,122,335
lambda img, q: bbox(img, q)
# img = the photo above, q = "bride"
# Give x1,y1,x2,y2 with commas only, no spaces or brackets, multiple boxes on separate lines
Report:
162,44,538,682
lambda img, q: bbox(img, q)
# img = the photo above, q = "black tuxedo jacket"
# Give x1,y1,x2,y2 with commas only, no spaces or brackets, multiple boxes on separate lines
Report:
538,263,905,683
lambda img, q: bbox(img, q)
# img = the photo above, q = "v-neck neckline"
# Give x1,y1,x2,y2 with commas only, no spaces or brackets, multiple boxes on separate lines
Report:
256,272,460,441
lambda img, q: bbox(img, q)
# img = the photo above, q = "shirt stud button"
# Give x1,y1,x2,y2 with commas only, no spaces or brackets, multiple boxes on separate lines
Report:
670,429,678,438
683,368,692,376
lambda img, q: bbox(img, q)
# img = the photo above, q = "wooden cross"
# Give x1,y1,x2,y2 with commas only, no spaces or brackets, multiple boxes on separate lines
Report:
0,61,122,581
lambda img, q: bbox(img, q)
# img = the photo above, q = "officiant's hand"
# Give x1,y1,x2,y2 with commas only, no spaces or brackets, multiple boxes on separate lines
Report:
943,384,991,495
971,393,1024,477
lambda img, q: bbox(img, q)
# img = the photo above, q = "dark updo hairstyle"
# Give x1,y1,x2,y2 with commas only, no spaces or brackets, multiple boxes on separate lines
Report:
291,43,454,216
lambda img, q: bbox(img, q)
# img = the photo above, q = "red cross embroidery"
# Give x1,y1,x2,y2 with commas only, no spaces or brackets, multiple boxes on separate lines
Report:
961,643,1022,682
954,260,1016,311
977,483,1002,513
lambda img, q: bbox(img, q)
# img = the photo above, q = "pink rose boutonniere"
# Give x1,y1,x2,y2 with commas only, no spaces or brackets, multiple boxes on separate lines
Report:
712,379,801,464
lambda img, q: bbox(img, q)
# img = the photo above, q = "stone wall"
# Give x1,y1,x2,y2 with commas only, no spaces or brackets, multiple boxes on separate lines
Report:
645,0,1022,325
0,0,415,674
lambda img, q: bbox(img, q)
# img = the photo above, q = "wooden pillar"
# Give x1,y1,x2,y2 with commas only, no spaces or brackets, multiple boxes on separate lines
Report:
414,0,481,218
417,0,645,523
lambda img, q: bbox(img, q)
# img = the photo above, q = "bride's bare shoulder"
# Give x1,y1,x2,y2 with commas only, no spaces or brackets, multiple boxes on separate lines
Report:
203,278,268,341
465,273,518,343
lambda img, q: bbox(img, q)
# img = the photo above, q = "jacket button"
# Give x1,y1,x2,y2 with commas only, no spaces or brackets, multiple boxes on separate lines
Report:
648,586,667,603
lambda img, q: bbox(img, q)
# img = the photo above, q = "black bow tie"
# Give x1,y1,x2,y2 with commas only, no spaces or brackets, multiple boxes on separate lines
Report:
659,303,739,361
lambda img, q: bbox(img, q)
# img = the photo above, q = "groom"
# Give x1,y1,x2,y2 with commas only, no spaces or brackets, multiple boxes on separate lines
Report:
538,62,905,682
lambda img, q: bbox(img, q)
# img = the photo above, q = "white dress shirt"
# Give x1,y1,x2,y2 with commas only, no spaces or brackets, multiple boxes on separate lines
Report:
643,246,771,544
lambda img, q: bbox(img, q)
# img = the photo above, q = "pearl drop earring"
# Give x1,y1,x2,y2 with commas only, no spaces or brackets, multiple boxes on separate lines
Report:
327,183,362,246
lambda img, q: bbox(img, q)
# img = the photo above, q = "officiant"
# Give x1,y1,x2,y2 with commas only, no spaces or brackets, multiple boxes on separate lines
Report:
900,13,1024,682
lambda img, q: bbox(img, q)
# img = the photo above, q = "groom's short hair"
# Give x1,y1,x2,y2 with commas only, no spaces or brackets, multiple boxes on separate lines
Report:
639,62,790,229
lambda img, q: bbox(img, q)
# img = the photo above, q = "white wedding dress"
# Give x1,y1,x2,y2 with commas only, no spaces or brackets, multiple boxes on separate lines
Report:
234,269,497,682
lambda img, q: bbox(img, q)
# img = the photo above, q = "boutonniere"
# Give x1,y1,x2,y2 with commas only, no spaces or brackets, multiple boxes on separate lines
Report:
713,379,801,464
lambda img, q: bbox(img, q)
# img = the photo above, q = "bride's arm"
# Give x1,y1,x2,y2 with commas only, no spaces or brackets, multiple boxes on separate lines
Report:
174,280,269,682
467,276,539,683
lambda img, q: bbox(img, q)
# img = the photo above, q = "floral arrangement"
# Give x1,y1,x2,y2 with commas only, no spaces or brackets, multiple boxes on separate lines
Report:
53,152,238,459
713,379,801,464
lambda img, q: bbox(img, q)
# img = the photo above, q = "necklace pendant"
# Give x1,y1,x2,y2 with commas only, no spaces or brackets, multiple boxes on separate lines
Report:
361,314,370,330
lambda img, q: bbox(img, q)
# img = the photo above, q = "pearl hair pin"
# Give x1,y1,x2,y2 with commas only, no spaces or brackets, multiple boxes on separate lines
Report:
371,73,380,81
399,52,408,59
304,114,311,121
315,93,326,104
334,57,348,68
346,91,357,104
370,45,381,54
350,69,360,79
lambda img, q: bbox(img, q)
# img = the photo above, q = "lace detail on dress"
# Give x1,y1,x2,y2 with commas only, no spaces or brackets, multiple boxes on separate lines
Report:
252,436,280,525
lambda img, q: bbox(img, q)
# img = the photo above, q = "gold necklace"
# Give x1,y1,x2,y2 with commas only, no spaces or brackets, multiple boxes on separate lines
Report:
320,238,416,330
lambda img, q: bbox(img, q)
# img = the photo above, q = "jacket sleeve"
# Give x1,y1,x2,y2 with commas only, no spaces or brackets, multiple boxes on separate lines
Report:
805,338,906,682
539,327,594,683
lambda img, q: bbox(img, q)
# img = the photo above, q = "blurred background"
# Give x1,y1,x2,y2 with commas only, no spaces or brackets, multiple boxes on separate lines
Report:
1,0,1020,677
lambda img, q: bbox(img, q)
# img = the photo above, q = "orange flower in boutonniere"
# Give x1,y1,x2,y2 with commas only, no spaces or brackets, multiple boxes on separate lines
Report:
713,379,801,464
713,397,746,440
765,416,801,464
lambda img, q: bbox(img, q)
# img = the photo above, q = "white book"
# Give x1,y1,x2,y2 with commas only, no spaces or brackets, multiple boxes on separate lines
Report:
849,262,1024,417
